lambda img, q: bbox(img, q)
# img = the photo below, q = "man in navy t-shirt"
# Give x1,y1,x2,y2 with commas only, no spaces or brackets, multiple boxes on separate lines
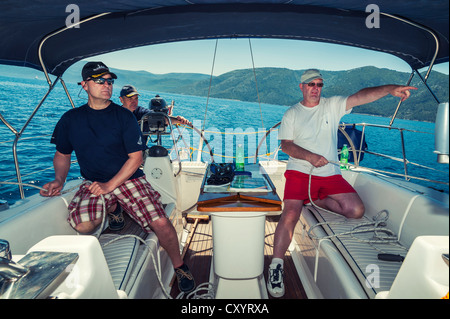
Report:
50,100,145,183
40,62,196,293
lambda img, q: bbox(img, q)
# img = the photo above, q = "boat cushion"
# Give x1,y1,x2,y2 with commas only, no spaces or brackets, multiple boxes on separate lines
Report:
99,234,140,291
123,244,148,294
304,206,407,298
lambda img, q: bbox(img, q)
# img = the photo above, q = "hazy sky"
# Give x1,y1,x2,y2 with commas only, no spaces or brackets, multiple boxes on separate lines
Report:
94,38,449,75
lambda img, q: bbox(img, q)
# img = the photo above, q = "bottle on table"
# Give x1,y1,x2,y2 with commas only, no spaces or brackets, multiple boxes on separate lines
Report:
236,143,245,171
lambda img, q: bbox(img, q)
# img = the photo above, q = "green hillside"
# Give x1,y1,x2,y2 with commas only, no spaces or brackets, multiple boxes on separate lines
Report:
108,65,448,122
1,64,448,122
169,66,449,122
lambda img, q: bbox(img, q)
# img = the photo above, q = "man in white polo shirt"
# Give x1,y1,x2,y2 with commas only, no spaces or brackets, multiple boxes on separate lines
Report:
267,68,416,298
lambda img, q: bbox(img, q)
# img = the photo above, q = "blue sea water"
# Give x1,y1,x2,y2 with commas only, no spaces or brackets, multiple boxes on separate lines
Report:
1,75,448,205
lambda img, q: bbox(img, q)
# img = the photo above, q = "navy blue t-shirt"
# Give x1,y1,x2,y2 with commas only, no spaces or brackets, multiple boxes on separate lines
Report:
133,106,151,145
133,106,151,122
51,102,145,183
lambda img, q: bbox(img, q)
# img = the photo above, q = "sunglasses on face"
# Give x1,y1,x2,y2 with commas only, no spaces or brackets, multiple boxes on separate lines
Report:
88,77,115,85
305,82,324,87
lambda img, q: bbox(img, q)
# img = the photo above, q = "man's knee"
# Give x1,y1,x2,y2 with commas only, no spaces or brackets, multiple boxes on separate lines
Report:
281,200,304,223
336,192,365,219
347,202,365,219
74,219,101,233
149,217,174,234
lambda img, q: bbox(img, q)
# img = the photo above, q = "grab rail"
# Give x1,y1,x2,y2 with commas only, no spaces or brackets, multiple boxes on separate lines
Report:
254,121,448,187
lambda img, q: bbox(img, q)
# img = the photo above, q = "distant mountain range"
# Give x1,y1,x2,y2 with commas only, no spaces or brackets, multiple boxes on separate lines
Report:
1,64,448,122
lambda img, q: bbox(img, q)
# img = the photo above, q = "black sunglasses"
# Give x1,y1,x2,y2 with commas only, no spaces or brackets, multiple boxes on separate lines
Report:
88,77,115,85
305,82,324,87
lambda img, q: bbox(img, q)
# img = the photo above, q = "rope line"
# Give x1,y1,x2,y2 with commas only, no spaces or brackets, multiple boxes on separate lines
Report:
202,39,218,132
306,162,407,251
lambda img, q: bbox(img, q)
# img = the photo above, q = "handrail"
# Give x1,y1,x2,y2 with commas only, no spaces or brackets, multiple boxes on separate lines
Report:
380,13,440,82
11,77,60,199
37,12,111,83
381,12,440,128
1,119,448,202
0,12,112,199
253,122,280,164
389,71,415,128
254,121,448,188
167,123,216,163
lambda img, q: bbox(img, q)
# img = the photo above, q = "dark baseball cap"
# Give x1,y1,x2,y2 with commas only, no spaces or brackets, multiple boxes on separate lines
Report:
120,85,140,97
81,61,117,81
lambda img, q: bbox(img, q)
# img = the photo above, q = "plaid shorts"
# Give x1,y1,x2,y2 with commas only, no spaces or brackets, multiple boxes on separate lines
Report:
67,176,166,232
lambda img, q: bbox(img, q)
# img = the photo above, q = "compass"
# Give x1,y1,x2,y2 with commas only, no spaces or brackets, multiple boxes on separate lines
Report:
151,168,163,179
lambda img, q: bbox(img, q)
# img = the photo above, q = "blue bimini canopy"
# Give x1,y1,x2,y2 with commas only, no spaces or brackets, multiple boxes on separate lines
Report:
0,1,448,76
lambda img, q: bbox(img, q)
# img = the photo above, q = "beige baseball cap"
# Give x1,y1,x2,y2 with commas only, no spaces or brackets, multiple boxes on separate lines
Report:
301,69,323,83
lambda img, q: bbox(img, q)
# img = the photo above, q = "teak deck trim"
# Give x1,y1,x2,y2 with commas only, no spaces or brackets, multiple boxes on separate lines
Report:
171,216,307,299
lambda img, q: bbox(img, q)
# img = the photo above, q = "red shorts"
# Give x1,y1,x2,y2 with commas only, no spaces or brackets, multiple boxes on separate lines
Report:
68,176,166,232
283,170,356,204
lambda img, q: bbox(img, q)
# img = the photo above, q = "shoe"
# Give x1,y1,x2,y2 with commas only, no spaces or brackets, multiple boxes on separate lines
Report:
108,204,125,231
175,263,196,293
267,263,285,298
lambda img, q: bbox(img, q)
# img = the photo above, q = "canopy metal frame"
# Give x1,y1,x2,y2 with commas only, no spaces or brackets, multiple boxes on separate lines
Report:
0,7,443,199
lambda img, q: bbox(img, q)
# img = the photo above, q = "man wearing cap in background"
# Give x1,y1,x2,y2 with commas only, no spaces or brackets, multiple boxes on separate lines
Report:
119,85,191,146
267,68,417,298
40,61,196,293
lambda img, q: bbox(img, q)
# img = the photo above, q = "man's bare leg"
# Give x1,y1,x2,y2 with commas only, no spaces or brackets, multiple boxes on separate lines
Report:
313,192,364,218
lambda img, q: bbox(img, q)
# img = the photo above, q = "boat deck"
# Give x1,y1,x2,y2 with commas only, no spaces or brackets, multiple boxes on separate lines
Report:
170,215,307,299
102,213,148,239
102,213,307,299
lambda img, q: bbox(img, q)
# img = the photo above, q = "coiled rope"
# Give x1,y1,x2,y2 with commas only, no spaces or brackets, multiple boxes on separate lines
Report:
306,161,407,251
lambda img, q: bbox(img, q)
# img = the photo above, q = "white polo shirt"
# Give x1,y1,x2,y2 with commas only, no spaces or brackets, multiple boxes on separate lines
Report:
278,96,350,176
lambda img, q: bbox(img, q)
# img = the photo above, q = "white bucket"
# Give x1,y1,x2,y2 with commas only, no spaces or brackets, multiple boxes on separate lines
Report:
211,211,266,279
